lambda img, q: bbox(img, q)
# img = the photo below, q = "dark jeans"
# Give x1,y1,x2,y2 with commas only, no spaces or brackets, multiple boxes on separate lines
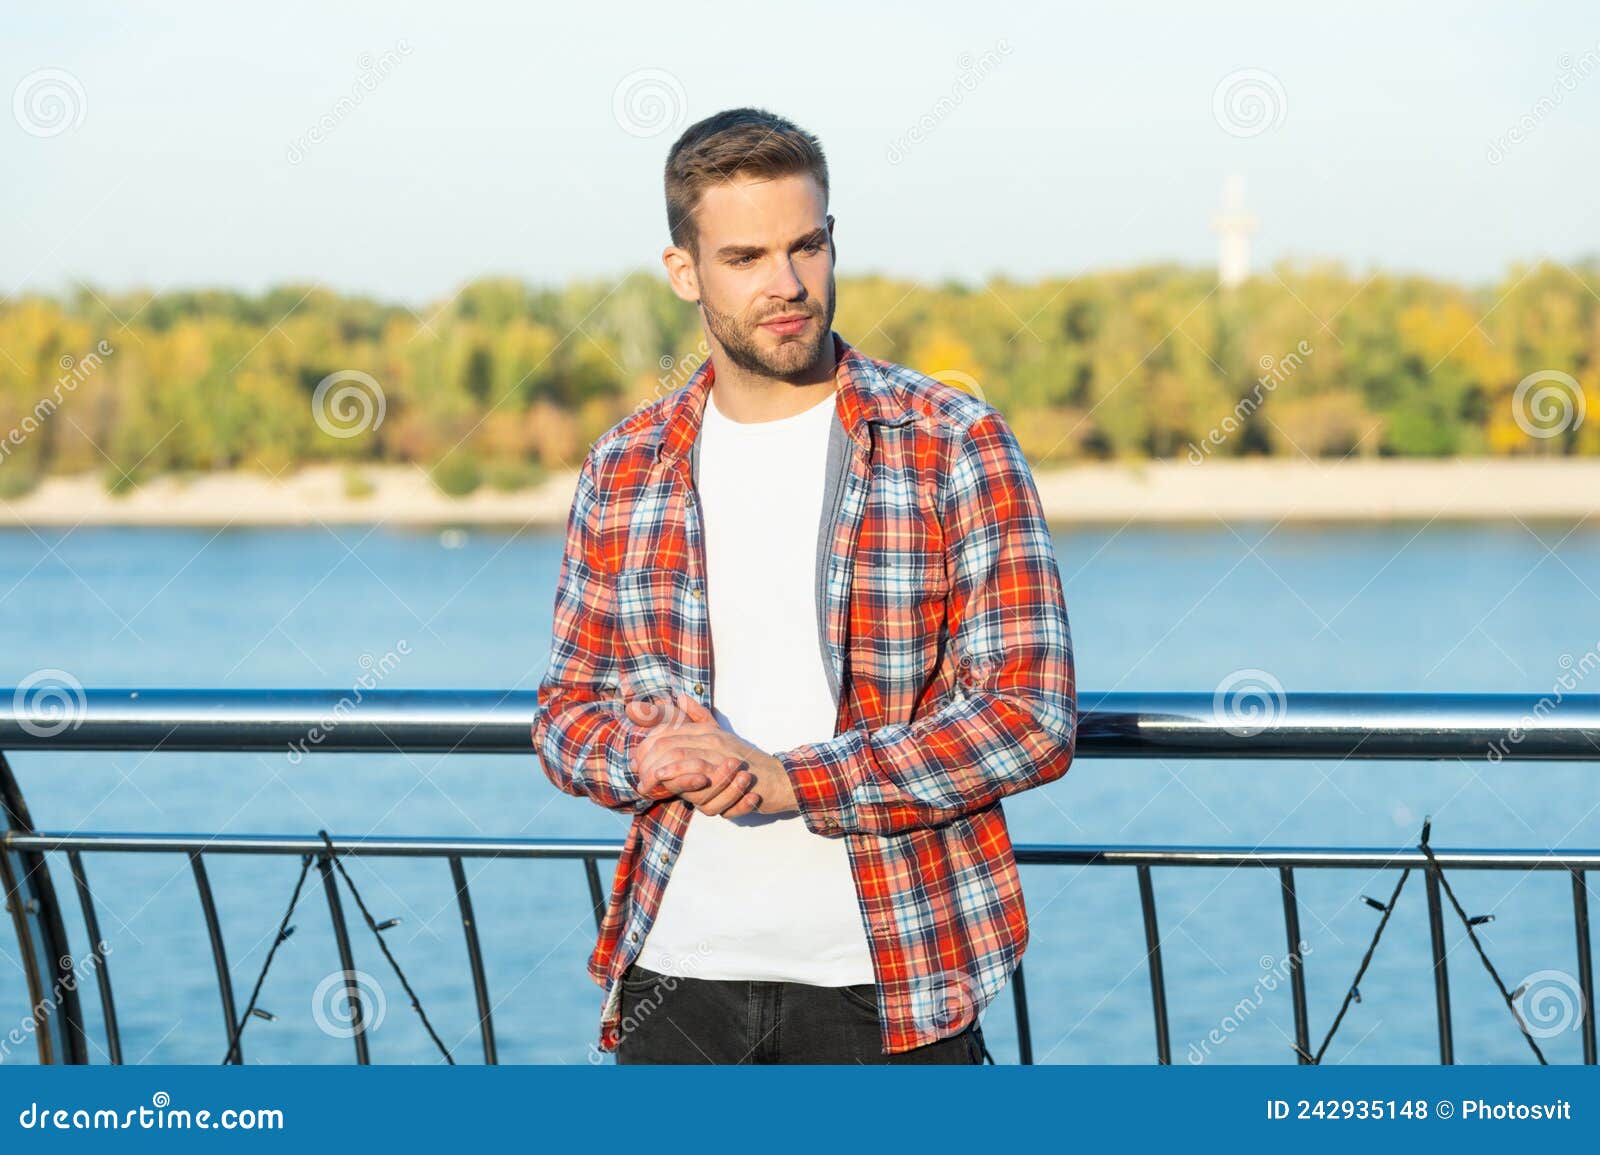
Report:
613,962,988,1064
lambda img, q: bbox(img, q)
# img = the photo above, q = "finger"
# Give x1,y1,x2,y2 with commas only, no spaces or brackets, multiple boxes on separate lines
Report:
638,723,716,760
660,759,718,787
625,696,678,729
654,768,710,796
722,790,762,819
693,769,756,816
639,748,716,795
677,690,715,723
675,757,742,802
642,740,741,776
641,767,709,799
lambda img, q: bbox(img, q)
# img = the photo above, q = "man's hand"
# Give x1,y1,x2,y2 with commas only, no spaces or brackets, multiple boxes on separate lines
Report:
633,691,798,818
622,695,713,802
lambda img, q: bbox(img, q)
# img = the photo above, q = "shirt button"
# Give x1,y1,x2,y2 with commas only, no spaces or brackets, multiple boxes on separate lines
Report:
693,682,705,695
629,931,639,942
658,852,669,865
690,587,703,600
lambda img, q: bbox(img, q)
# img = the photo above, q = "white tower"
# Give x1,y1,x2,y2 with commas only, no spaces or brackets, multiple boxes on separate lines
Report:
1211,174,1257,289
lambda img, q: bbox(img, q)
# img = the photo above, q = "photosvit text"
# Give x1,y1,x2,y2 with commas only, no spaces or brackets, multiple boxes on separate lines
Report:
1265,1097,1573,1122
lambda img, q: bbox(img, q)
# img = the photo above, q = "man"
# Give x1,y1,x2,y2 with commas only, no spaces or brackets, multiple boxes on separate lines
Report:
533,107,1076,1064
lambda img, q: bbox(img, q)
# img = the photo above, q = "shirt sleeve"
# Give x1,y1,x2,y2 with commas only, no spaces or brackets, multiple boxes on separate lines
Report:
775,410,1076,837
531,447,658,814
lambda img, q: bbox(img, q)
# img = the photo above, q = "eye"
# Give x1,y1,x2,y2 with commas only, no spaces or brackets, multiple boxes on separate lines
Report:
802,241,824,254
730,255,756,267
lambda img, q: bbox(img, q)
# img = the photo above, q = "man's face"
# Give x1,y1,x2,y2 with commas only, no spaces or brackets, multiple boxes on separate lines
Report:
678,172,836,380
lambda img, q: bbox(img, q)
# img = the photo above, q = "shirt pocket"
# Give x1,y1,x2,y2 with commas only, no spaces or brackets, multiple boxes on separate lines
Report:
849,549,950,706
613,565,695,694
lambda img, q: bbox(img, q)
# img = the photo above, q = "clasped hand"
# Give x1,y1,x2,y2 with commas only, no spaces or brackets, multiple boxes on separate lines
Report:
627,691,798,818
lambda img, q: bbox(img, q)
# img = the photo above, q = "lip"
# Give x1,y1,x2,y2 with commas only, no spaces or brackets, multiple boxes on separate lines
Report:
760,314,811,335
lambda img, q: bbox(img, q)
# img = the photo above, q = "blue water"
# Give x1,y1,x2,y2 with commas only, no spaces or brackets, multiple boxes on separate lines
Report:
2,520,1597,1065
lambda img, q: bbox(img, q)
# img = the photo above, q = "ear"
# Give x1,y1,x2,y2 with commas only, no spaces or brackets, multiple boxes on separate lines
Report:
662,245,700,304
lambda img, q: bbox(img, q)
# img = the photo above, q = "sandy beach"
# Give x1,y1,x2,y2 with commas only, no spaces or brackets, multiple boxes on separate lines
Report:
1,459,1596,529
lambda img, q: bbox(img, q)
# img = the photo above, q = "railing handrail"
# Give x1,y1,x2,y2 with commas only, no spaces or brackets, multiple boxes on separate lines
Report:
4,688,1598,1067
2,688,1598,758
6,830,1600,869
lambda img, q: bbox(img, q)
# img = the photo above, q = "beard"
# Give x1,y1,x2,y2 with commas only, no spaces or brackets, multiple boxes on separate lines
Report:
698,268,836,381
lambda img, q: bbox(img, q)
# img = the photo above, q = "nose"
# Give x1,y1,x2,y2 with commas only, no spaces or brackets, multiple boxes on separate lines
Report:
766,257,805,301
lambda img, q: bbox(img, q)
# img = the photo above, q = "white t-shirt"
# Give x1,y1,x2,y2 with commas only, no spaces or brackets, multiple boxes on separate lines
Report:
634,385,875,985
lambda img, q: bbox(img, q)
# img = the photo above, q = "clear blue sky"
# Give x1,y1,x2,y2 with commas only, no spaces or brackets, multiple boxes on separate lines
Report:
3,1,1597,305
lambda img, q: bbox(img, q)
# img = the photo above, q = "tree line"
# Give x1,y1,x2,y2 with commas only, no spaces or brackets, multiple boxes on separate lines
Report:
0,261,1595,498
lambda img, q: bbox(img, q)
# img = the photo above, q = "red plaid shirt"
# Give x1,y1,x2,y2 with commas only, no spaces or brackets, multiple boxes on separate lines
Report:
533,331,1076,1055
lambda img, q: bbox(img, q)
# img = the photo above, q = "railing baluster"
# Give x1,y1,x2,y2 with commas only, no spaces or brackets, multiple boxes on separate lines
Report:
317,851,369,1064
66,850,122,1065
1572,868,1596,1065
0,752,88,1064
449,855,496,1064
583,856,605,934
1423,865,1454,1064
1278,866,1311,1063
1136,864,1171,1064
1010,959,1033,1065
189,851,240,1065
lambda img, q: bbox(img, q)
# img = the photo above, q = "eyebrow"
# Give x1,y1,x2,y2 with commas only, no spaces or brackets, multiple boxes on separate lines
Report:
714,227,829,260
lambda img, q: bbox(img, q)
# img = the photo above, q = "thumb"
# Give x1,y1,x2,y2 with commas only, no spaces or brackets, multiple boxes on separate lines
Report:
625,695,674,728
677,690,714,723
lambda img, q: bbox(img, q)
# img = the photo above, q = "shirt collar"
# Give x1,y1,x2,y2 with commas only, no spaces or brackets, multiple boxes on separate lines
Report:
655,330,914,464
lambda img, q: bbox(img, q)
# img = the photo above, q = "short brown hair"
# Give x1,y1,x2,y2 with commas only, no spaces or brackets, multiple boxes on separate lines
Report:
664,107,829,259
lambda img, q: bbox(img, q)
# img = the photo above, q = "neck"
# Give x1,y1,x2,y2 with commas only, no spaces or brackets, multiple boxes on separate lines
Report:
706,336,838,423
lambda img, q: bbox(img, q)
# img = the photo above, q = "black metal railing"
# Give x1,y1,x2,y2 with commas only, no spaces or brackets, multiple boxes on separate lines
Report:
3,689,1597,1066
